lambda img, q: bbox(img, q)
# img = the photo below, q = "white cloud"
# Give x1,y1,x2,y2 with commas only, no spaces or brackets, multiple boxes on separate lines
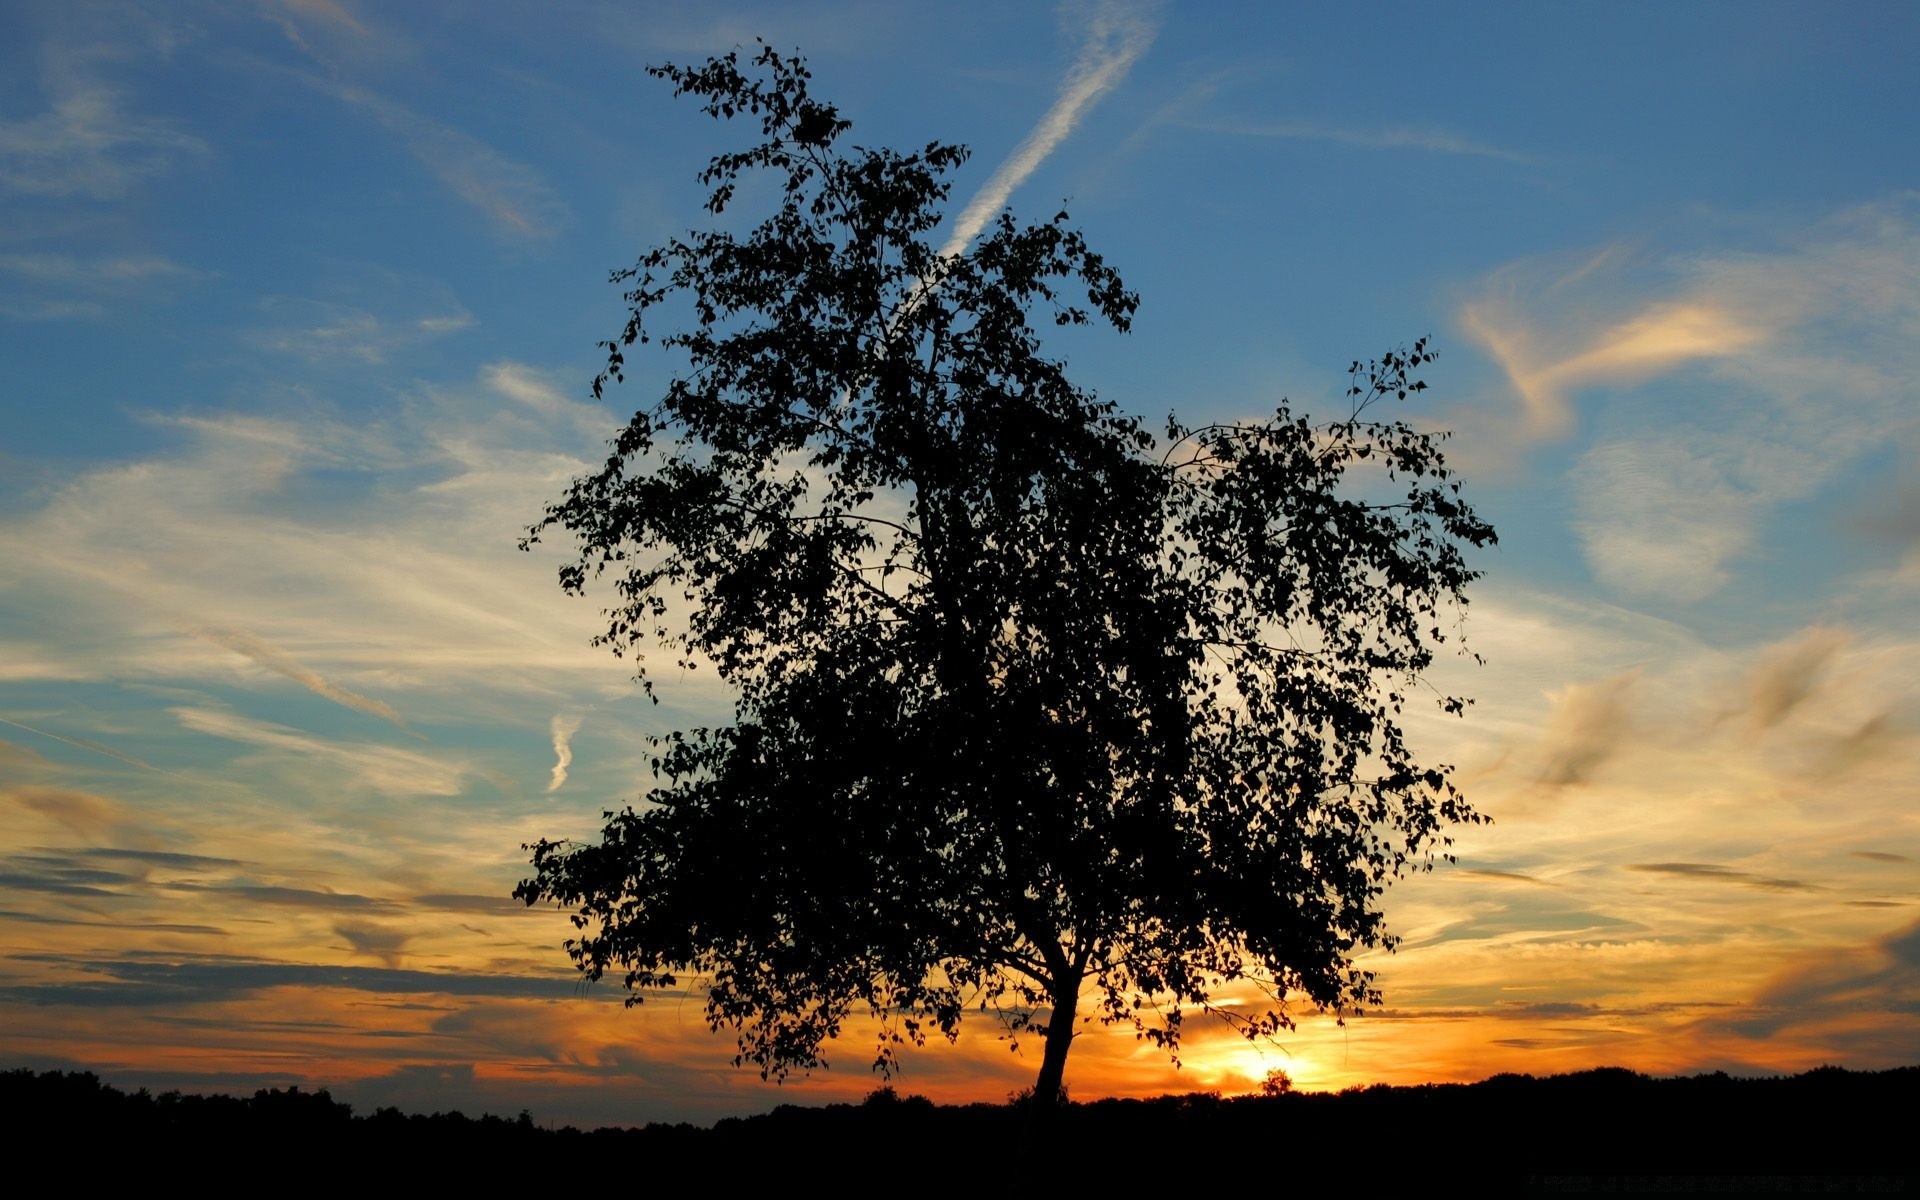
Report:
193,626,414,733
1190,117,1529,163
0,83,205,199
484,362,616,444
0,253,198,286
0,252,205,323
252,297,473,365
1463,297,1764,442
319,78,570,239
546,712,582,793
0,366,653,724
1570,439,1760,601
171,706,468,797
1461,199,1920,600
0,22,206,201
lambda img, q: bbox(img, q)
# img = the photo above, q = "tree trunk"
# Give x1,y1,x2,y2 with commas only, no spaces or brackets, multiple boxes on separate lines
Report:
1030,981,1079,1107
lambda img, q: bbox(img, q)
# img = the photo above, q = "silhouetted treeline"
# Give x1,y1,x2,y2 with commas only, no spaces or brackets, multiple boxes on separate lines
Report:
7,1065,1914,1189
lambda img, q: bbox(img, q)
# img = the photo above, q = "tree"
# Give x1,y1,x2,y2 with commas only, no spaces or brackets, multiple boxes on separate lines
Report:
516,44,1495,1106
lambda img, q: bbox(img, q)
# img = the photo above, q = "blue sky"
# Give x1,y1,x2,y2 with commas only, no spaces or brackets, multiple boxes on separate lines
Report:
2,0,1917,1125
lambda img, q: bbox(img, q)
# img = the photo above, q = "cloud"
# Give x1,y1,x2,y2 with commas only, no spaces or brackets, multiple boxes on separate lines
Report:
1463,296,1763,442
1626,862,1824,894
0,297,108,320
0,738,53,769
283,0,370,38
319,78,569,238
938,0,1156,258
484,362,616,445
252,297,473,365
413,893,526,915
1533,672,1637,789
1456,867,1553,886
545,712,582,793
1568,441,1759,601
0,957,590,1008
0,909,223,934
1848,480,1920,552
170,707,468,797
5,785,119,837
0,253,198,287
194,625,414,733
1415,902,1643,948
81,848,243,869
1708,917,1920,1043
335,921,411,966
0,715,167,774
0,861,131,898
0,385,644,713
1190,117,1529,163
1461,200,1920,600
1745,626,1848,728
0,249,204,321
1851,851,1911,864
162,880,404,913
0,71,205,199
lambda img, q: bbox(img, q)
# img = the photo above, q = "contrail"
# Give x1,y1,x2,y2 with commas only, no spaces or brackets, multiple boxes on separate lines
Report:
939,0,1156,259
547,712,583,793
0,715,174,775
195,626,420,737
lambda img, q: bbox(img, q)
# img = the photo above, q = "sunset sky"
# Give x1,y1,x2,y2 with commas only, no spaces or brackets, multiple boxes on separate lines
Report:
3,0,1917,1127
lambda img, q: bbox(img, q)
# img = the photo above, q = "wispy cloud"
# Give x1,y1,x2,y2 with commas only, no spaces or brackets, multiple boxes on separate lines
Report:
1463,295,1763,442
1189,117,1529,163
1463,200,1920,442
1462,199,1920,600
1533,671,1637,789
193,626,415,734
0,79,205,199
0,371,647,715
284,0,371,39
335,920,411,966
0,297,108,321
4,785,120,837
0,11,209,199
546,712,582,793
164,880,404,913
0,715,166,774
253,297,473,364
1627,861,1824,893
1,957,586,1007
1568,440,1761,602
1701,917,1920,1043
485,362,614,444
319,78,570,239
1744,626,1848,729
939,0,1156,258
170,707,467,797
0,253,198,287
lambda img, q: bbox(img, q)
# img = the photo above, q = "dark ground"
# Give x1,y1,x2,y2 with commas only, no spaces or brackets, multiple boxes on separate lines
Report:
6,1064,1913,1191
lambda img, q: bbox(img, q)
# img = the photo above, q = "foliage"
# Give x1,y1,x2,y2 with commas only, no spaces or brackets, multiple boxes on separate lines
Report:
1259,1068,1295,1097
516,43,1495,1101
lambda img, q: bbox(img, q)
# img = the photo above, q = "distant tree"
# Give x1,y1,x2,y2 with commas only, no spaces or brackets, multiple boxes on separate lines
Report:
1259,1067,1295,1097
517,43,1495,1106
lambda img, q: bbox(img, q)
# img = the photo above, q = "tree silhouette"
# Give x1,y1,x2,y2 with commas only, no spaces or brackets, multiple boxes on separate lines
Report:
517,44,1495,1105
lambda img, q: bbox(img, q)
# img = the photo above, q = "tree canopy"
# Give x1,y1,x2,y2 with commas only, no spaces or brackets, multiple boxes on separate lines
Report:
517,44,1496,1104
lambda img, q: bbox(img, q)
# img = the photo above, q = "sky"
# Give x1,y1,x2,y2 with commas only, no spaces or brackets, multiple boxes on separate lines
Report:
1,0,1916,1128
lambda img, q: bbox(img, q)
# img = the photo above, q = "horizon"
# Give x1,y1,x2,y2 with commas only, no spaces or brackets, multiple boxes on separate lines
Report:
1,1,1916,1130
